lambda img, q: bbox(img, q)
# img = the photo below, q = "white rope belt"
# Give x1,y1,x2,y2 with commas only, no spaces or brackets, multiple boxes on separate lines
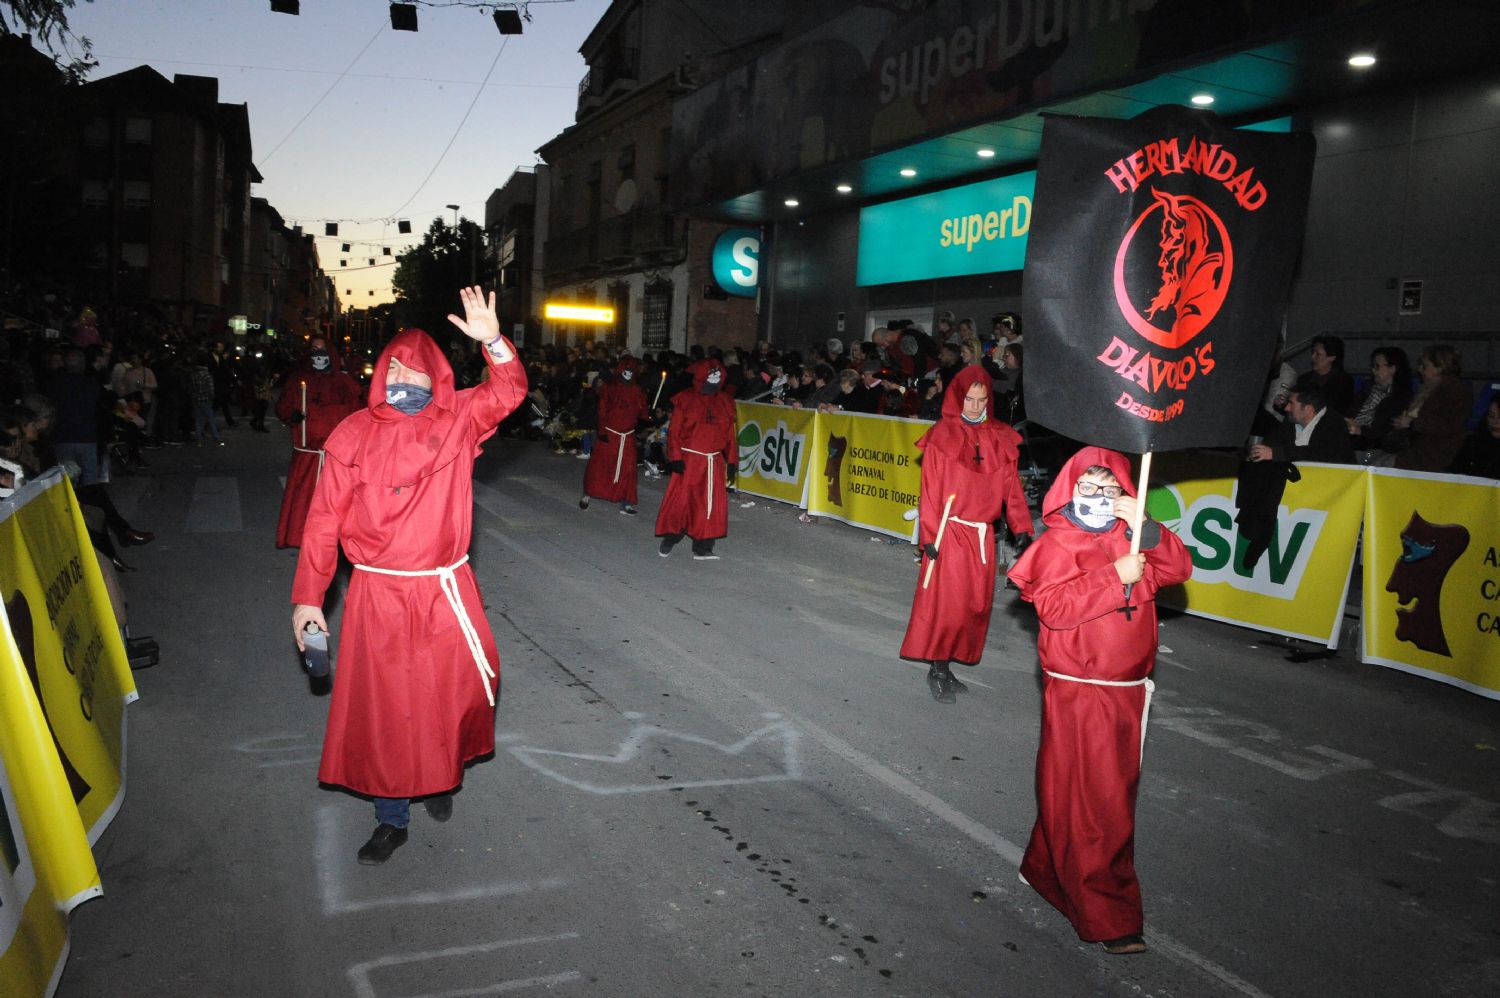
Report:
292,445,325,480
605,426,632,483
947,516,989,564
352,554,496,707
682,447,719,519
1042,671,1155,766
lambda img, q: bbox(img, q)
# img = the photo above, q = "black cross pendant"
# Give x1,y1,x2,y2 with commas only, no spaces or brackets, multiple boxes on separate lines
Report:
1116,602,1137,620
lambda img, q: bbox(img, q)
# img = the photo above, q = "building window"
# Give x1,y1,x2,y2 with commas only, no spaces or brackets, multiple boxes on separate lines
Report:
82,180,108,208
83,118,108,148
617,143,635,181
608,281,630,348
642,279,671,351
124,117,152,144
120,243,150,268
123,181,151,210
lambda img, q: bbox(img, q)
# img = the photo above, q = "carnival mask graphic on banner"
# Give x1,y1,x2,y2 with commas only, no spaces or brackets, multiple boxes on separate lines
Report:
1385,512,1470,657
824,434,848,506
1021,106,1315,452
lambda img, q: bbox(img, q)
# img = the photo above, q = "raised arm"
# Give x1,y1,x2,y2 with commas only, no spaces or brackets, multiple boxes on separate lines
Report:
446,285,528,432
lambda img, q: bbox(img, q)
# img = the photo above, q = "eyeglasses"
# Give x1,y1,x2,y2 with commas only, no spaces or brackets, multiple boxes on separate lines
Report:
1075,481,1123,499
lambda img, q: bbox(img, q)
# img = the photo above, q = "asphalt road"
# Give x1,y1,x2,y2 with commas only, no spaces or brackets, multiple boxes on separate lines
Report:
58,420,1500,998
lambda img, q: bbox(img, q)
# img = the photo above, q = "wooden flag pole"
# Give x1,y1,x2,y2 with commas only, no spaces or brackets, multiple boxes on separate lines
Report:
1128,450,1153,557
300,381,307,448
922,493,957,590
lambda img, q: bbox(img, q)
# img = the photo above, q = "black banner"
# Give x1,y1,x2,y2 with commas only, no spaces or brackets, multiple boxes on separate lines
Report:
1021,107,1315,452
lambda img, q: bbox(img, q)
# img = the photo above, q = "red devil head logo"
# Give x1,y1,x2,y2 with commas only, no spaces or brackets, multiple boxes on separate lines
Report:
1113,189,1232,349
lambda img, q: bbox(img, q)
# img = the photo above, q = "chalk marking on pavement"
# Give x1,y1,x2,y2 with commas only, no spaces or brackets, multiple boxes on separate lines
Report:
480,526,1275,998
233,733,321,769
506,721,803,794
1379,772,1500,845
185,474,243,532
316,805,569,915
345,934,581,998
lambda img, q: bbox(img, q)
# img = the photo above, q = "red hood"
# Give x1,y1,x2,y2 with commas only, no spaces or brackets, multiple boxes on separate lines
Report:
1040,446,1137,527
368,328,454,413
942,365,992,420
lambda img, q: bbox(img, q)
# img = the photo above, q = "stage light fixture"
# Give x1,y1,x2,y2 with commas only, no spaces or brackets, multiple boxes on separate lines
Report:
398,219,412,234
270,1,300,14
325,223,338,236
390,3,418,32
493,9,524,34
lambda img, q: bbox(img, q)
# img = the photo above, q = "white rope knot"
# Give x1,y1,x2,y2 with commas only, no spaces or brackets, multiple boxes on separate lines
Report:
353,554,496,706
947,515,989,565
1042,671,1155,766
292,445,326,480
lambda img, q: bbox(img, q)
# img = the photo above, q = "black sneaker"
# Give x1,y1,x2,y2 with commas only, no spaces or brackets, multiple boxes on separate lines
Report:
579,496,590,510
658,538,675,558
620,505,637,515
356,823,408,865
926,663,957,704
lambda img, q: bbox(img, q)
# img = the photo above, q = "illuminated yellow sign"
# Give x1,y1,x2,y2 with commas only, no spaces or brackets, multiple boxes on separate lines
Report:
545,303,615,323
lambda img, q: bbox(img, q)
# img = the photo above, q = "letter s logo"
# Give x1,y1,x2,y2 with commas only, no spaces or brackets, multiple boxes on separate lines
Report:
712,228,761,299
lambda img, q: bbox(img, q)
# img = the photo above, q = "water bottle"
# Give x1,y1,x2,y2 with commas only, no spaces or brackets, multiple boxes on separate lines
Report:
302,623,330,678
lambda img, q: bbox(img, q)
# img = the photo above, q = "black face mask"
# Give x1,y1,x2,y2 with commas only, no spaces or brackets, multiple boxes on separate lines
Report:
310,351,331,371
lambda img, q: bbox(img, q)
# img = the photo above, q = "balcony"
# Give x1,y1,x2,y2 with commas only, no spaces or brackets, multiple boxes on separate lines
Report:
544,209,686,279
575,47,641,116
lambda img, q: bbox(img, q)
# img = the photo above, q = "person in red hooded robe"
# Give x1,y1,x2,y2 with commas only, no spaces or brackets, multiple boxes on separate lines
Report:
291,287,527,865
899,365,1033,702
275,335,362,548
1006,446,1192,955
579,356,649,514
655,357,737,560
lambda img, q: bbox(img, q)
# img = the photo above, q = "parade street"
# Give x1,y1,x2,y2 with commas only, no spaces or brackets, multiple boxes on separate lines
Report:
60,426,1498,998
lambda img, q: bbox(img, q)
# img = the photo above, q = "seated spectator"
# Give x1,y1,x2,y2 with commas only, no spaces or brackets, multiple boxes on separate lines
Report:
820,369,862,412
959,335,983,368
112,391,150,470
992,312,1022,345
916,373,943,421
1451,397,1500,479
841,362,887,414
1248,383,1355,465
1386,344,1472,472
937,344,963,399
1298,334,1355,416
1345,347,1413,453
1251,346,1297,439
796,364,841,409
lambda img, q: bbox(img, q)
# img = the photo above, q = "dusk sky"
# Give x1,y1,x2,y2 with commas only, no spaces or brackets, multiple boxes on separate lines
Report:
66,0,606,308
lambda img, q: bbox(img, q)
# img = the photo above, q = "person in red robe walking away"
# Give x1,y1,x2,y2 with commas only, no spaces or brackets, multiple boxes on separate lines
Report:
1006,446,1192,954
275,335,362,548
655,358,737,560
899,365,1033,702
579,356,648,515
291,287,526,865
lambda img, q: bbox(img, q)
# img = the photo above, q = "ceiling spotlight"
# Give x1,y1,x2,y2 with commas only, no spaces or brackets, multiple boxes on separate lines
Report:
784,198,800,208
270,1,300,14
1348,53,1376,68
389,3,418,32
900,168,917,177
977,148,996,158
493,9,524,34
1190,93,1215,106
836,184,852,193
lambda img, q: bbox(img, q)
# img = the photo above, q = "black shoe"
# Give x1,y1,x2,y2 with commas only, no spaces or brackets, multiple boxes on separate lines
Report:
124,529,155,546
927,663,957,704
1102,934,1148,955
422,794,453,823
579,496,590,509
658,538,675,558
620,504,637,515
356,823,408,865
110,557,138,573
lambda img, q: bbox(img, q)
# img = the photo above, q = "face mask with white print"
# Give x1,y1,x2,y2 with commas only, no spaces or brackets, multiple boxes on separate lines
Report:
386,382,432,414
1070,494,1116,529
701,369,723,393
310,351,331,371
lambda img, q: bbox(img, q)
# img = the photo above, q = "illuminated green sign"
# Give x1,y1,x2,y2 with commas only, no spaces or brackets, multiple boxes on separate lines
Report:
857,171,1035,287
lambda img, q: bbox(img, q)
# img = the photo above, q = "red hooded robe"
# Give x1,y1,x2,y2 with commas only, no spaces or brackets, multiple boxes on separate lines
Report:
291,328,527,798
899,365,1032,665
582,357,649,504
275,344,363,547
1006,446,1192,942
654,358,738,541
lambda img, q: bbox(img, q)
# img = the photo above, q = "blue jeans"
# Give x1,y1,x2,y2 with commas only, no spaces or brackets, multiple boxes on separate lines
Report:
55,441,101,485
193,401,219,443
375,797,410,828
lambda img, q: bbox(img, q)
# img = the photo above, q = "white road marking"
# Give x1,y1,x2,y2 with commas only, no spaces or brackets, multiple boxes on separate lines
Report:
233,733,320,770
315,806,568,915
506,721,802,794
346,934,581,998
480,526,1274,998
185,475,243,532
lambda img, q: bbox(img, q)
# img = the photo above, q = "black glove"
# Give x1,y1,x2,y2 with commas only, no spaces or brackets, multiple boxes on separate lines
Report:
923,543,940,560
726,462,738,479
1138,519,1162,550
1012,532,1033,556
667,459,685,474
287,411,306,424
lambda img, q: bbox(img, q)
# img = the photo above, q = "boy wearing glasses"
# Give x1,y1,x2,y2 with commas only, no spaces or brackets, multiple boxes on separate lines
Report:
1007,446,1192,955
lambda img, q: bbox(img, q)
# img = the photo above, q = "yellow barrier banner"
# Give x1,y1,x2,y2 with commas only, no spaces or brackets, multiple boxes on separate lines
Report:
806,411,927,540
1362,469,1500,699
0,468,138,996
734,403,814,507
1144,452,1366,647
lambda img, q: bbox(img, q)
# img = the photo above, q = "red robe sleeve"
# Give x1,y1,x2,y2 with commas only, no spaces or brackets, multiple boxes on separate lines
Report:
916,448,951,548
290,444,358,606
1001,448,1032,538
722,398,739,464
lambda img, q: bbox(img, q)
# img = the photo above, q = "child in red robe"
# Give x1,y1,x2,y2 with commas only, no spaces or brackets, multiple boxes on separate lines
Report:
1007,446,1192,954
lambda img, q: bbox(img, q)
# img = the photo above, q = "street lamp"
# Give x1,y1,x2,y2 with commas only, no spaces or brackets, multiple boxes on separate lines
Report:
447,204,460,228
